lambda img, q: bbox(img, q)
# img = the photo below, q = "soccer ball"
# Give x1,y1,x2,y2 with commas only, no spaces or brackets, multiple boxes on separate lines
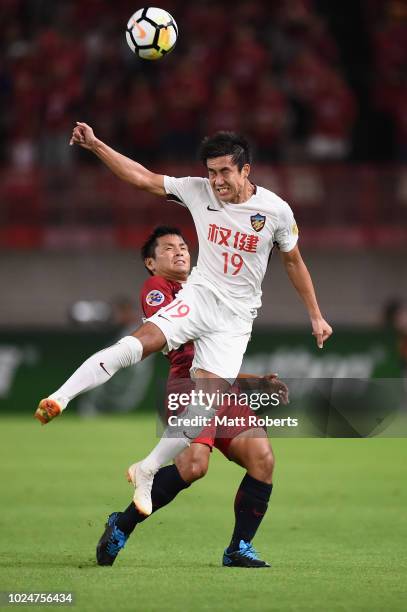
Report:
126,7,178,60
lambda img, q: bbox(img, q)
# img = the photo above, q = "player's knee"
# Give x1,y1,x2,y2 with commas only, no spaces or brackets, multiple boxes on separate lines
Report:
133,322,167,357
263,448,275,479
249,447,274,483
186,457,209,482
259,447,274,482
176,454,209,484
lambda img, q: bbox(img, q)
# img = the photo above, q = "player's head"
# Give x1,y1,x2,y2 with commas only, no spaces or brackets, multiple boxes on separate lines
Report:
199,131,252,203
141,226,190,281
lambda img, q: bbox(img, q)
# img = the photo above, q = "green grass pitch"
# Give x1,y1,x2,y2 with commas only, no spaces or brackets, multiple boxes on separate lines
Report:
1,414,406,612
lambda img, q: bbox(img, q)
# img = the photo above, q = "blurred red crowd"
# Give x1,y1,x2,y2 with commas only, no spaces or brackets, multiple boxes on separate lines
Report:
0,0,406,171
366,0,407,159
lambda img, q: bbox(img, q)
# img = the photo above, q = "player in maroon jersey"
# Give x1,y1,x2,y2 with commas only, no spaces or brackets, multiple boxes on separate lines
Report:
96,226,288,568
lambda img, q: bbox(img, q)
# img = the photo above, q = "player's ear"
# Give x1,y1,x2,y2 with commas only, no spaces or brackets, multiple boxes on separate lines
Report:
242,163,250,178
145,257,155,274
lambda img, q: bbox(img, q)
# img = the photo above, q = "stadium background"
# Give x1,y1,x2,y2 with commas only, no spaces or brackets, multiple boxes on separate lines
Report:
1,1,406,611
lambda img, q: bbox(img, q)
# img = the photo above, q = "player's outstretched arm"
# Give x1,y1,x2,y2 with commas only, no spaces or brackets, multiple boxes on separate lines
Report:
69,122,165,196
280,245,332,348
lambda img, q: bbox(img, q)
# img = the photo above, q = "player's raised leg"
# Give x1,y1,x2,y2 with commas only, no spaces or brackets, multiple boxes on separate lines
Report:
34,322,166,424
222,431,274,568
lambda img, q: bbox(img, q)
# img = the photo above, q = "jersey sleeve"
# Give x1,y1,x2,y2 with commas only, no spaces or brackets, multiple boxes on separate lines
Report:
140,277,175,319
274,203,299,252
163,175,206,210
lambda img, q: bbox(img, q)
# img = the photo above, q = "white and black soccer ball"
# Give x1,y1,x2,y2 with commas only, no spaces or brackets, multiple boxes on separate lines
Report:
126,7,178,60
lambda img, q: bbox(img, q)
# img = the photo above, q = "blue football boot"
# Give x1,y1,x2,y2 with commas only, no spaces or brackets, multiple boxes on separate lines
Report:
223,540,271,568
96,512,129,566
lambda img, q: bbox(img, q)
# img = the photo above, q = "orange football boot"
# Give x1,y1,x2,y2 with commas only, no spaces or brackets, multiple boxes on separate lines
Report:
34,398,62,425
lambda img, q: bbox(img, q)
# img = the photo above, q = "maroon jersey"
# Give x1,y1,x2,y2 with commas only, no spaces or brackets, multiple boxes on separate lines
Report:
140,276,195,379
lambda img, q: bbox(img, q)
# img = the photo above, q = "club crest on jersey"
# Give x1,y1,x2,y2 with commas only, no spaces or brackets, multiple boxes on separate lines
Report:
146,290,165,306
250,213,266,232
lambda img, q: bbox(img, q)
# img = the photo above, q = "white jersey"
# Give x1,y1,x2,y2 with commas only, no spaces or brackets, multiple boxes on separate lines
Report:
164,176,298,321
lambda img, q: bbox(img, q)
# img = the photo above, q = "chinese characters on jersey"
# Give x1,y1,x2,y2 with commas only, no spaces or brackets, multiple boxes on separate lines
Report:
207,224,259,253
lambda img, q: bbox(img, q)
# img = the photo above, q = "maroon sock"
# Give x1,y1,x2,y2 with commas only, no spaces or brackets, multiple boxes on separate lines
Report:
227,473,273,553
116,465,190,535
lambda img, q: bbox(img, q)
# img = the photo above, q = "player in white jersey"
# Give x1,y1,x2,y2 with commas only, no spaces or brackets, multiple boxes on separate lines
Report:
35,124,332,516
163,175,297,323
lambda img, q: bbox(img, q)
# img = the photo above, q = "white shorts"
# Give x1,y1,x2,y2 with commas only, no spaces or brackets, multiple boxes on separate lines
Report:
147,283,252,381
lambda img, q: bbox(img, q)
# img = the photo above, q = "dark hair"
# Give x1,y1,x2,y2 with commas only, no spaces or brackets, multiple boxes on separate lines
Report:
198,131,252,170
141,226,187,274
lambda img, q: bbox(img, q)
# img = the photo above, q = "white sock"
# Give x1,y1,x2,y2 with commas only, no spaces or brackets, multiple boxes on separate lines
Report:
141,403,216,473
49,336,143,410
141,437,191,474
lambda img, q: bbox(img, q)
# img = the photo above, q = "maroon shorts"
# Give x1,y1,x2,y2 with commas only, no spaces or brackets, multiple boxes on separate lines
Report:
165,378,264,459
193,402,263,458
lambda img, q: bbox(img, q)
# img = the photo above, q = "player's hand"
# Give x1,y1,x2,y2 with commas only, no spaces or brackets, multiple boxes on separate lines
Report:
69,122,97,150
311,316,332,348
262,373,289,405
